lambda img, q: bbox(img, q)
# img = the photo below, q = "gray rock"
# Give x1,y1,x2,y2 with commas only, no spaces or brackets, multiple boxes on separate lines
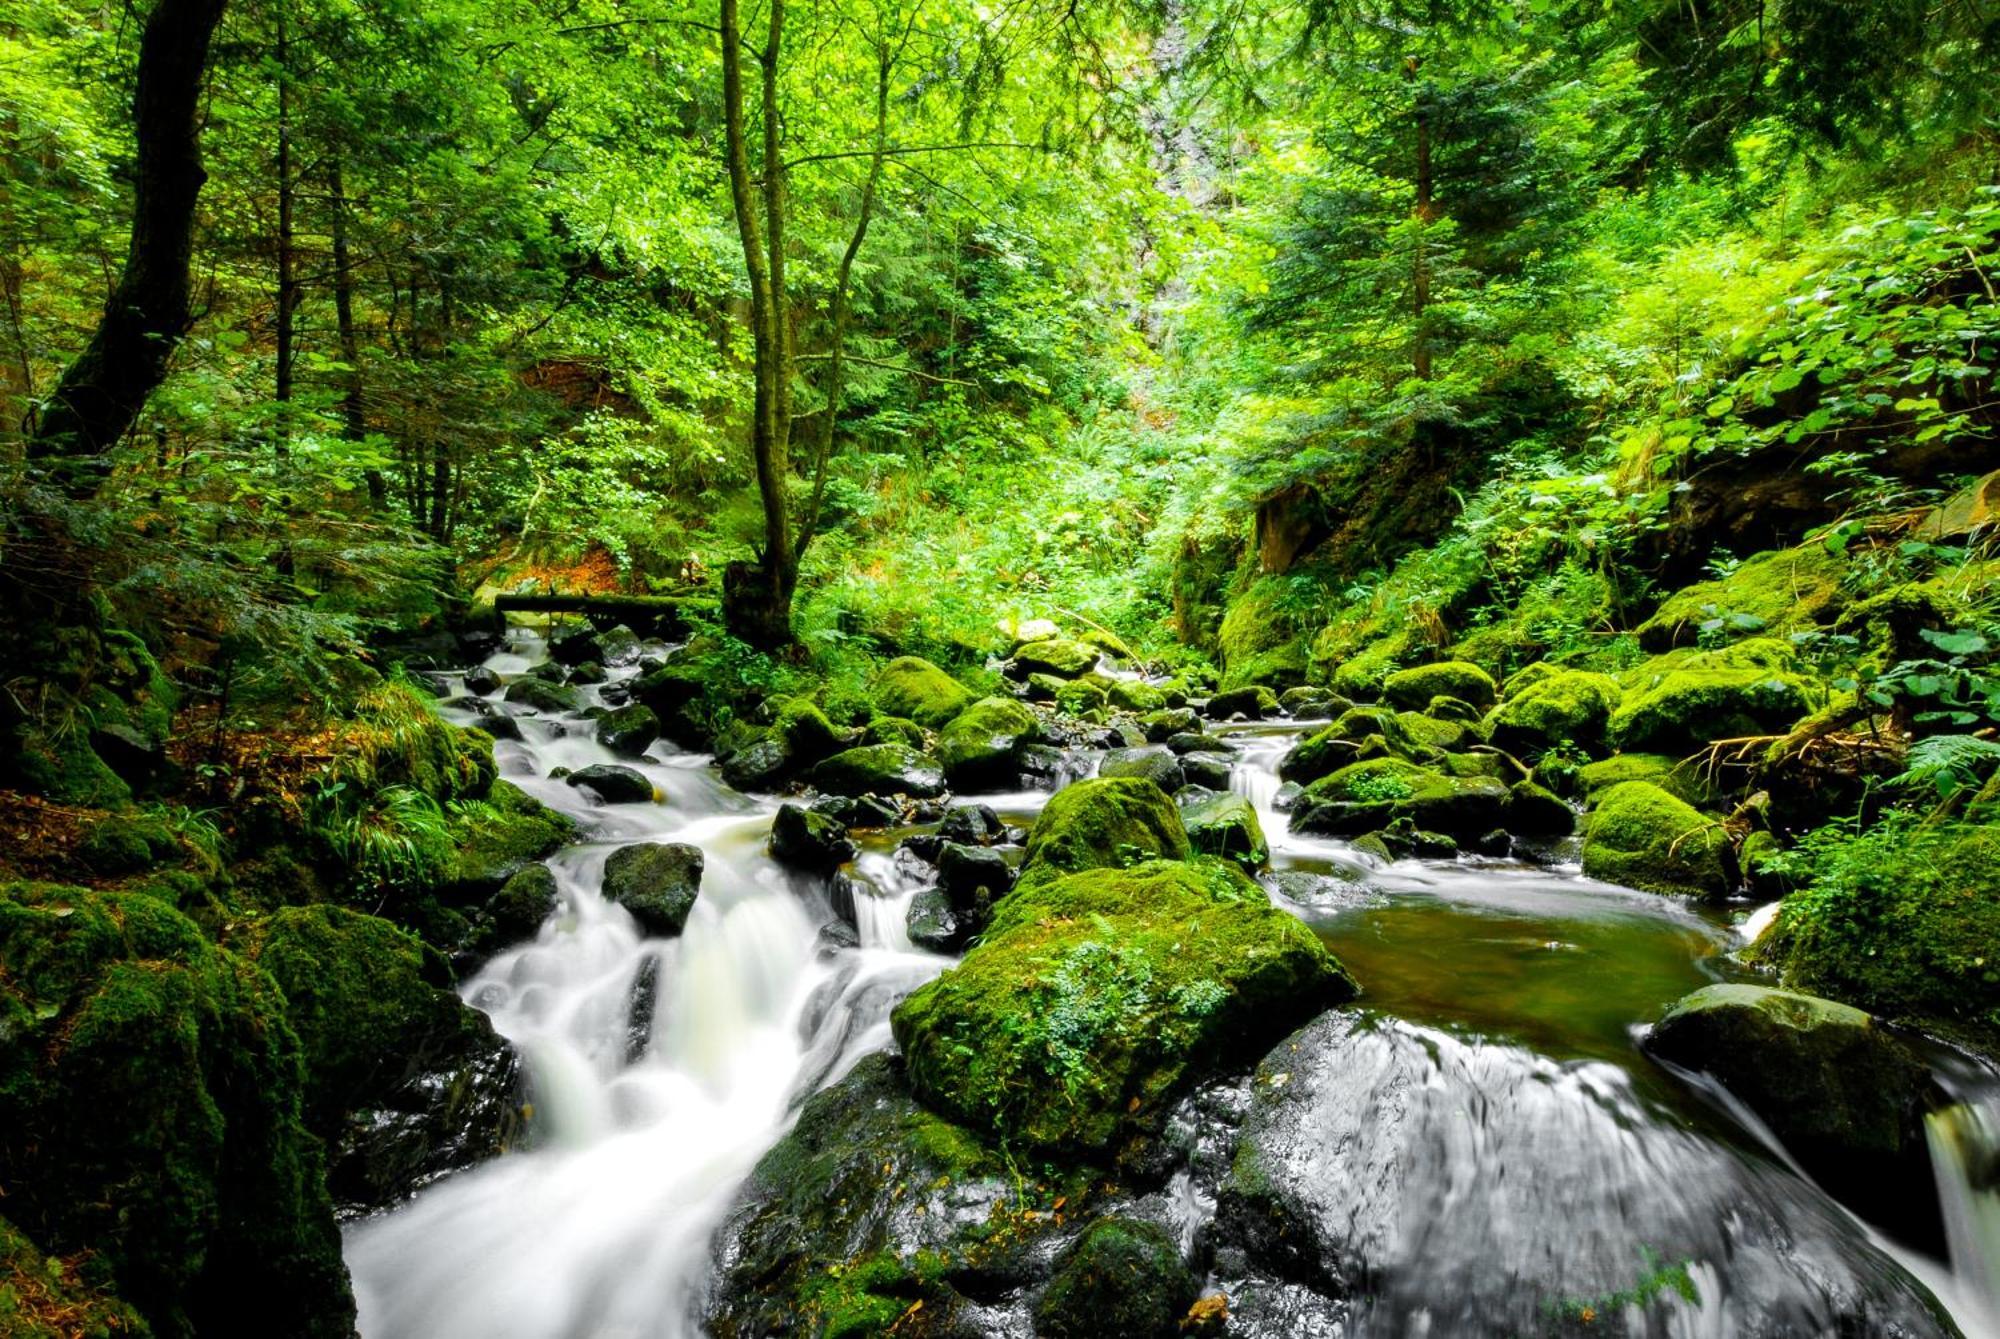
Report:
601,842,703,936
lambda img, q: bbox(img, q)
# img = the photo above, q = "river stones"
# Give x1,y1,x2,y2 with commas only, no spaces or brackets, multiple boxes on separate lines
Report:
600,842,702,937
1179,751,1234,792
547,624,603,665
463,665,501,695
503,677,583,715
770,802,858,873
594,704,660,757
807,743,947,799
936,696,1040,789
1209,1012,1958,1338
936,803,1006,846
1176,788,1269,869
1018,776,1190,886
1011,637,1102,679
1288,757,1513,841
1581,780,1736,897
1644,984,1941,1245
1100,745,1186,793
1206,684,1277,720
1035,1216,1198,1339
1382,660,1497,711
870,656,975,728
457,863,559,966
1484,668,1620,755
563,763,656,804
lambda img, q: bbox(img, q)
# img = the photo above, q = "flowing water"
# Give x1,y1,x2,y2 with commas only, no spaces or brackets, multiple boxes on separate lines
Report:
344,646,2000,1338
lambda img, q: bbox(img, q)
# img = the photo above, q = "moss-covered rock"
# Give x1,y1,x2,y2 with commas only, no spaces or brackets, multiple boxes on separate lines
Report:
1277,723,1362,785
1644,984,1939,1242
441,780,574,902
1012,638,1102,679
1579,753,1722,809
1609,639,1814,754
0,1213,147,1337
600,842,703,936
807,743,946,799
1326,635,1411,701
1176,787,1269,868
1484,669,1621,756
1637,544,1848,652
870,657,975,728
860,715,926,748
892,860,1357,1154
1035,1216,1198,1339
1018,777,1191,887
564,762,657,804
936,697,1040,789
503,676,584,715
1099,746,1187,793
594,704,661,756
1218,581,1307,691
1107,678,1166,712
1580,781,1735,898
76,812,184,877
0,884,355,1338
1139,707,1201,742
1507,780,1576,837
460,863,558,964
1382,661,1497,711
1291,758,1512,841
1754,819,2000,1057
1392,710,1470,752
1054,676,1110,715
770,803,859,873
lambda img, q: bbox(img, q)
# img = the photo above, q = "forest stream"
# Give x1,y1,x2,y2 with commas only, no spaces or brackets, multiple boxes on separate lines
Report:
341,632,2000,1339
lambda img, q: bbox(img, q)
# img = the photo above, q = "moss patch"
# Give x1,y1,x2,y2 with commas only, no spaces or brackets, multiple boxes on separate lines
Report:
871,657,975,728
1580,781,1735,898
1609,639,1815,754
1637,544,1848,652
1018,777,1191,887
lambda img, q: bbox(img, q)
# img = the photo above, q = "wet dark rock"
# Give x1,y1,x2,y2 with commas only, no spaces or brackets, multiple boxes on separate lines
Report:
1035,1216,1198,1339
91,721,168,789
1180,752,1234,791
898,832,947,866
598,681,633,707
1208,1012,1956,1338
807,743,947,799
815,919,861,957
1099,745,1186,793
548,624,604,665
1139,708,1202,742
937,843,1015,920
849,795,903,828
1473,828,1514,857
461,663,502,694
937,803,1006,846
527,659,569,683
1165,731,1218,755
459,863,558,966
595,703,662,757
1206,685,1278,720
625,954,660,1063
598,625,643,666
504,677,583,715
770,803,858,873
1644,984,1943,1247
721,734,793,792
1176,787,1268,868
564,763,655,804
477,712,523,741
907,887,971,953
569,660,607,685
601,842,703,936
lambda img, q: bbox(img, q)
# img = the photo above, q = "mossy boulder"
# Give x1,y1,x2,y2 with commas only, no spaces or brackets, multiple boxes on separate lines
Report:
1012,638,1102,679
1644,984,1938,1242
1054,676,1110,715
871,657,975,729
1392,710,1470,752
600,842,703,936
1484,669,1621,756
1326,635,1409,701
892,859,1358,1154
1139,707,1201,742
1291,758,1512,841
1218,581,1306,691
76,812,184,877
1382,661,1497,711
770,803,859,873
860,715,926,748
936,697,1040,789
808,743,947,799
1754,819,2000,1057
1176,787,1269,868
1609,639,1814,754
1637,544,1848,652
442,780,576,898
564,763,657,804
1579,753,1721,809
1507,780,1576,837
1277,723,1363,785
503,676,584,715
0,884,355,1338
1580,781,1735,898
594,703,661,756
234,905,522,1210
460,864,559,964
1018,777,1190,887
1107,678,1166,713
1099,745,1187,793
718,700,853,793
1206,684,1279,720
1035,1216,1199,1339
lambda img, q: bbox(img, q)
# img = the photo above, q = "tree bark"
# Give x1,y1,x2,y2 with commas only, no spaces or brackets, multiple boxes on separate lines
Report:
719,0,797,648
27,0,229,494
1410,61,1434,383
328,157,383,504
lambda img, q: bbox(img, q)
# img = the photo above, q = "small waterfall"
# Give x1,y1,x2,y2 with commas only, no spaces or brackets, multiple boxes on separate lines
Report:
1929,1094,2000,1331
848,850,924,951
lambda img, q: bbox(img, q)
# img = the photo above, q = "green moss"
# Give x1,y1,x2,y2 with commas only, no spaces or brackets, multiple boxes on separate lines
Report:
1579,753,1722,809
1382,660,1497,711
1176,788,1270,868
76,814,184,877
14,729,131,808
892,859,1357,1153
1107,678,1166,712
1293,757,1512,840
774,698,849,763
1219,580,1306,691
1609,639,1814,754
1035,1216,1198,1339
1393,710,1470,752
1580,781,1735,898
860,715,926,748
1637,544,1848,652
442,780,576,897
0,883,354,1339
1055,676,1110,715
936,697,1040,788
0,1214,146,1338
1485,668,1621,755
871,657,976,728
1326,635,1412,700
808,743,947,798
335,680,497,804
1013,638,1103,678
1018,777,1191,887
1754,818,2000,1055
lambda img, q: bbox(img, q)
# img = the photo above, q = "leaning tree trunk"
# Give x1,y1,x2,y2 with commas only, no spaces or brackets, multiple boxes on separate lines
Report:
27,0,229,495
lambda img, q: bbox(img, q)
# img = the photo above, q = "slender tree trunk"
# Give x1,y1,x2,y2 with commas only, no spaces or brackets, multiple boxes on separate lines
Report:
799,44,891,559
719,0,796,647
1411,68,1434,383
328,157,383,505
274,3,295,453
28,0,229,494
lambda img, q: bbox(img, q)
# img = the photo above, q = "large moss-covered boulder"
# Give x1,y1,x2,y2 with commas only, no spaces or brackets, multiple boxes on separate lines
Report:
442,779,576,898
1218,580,1307,691
234,906,523,1210
1484,669,1620,756
1290,758,1512,841
564,763,656,804
1637,544,1848,652
1754,819,2000,1057
1011,638,1102,679
892,859,1357,1154
1176,787,1269,868
594,704,660,757
1609,639,1813,754
1644,985,1938,1241
1206,684,1278,720
808,743,947,799
1107,678,1167,713
503,676,583,715
1581,781,1735,898
871,657,975,728
600,842,703,936
1035,1216,1199,1339
770,803,859,873
1018,777,1191,887
1382,661,1497,711
1578,752,1722,809
1099,745,1187,793
935,696,1040,789
0,884,355,1338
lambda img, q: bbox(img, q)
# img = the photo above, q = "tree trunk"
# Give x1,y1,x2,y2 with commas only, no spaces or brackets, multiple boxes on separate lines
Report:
719,0,796,648
328,157,383,505
27,0,229,494
1410,64,1434,383
274,3,295,453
